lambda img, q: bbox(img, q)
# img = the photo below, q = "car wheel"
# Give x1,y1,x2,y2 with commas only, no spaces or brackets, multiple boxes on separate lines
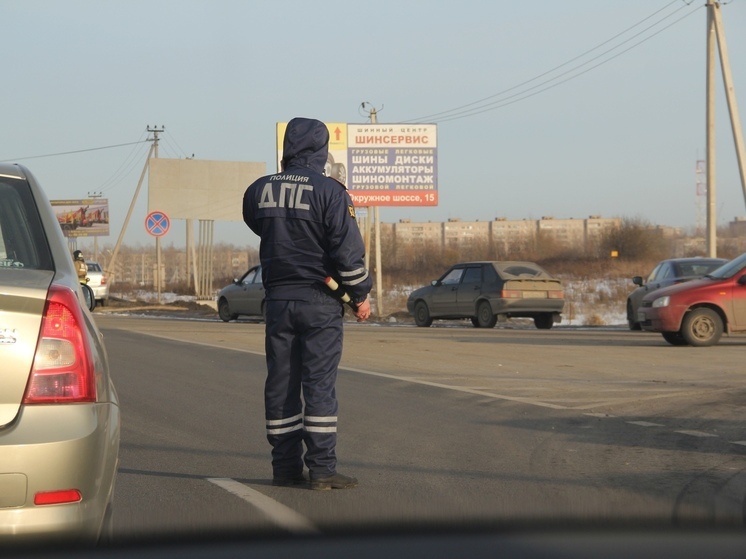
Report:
680,308,723,347
534,313,554,330
662,331,688,346
414,301,433,327
627,301,641,330
218,298,236,322
476,301,496,328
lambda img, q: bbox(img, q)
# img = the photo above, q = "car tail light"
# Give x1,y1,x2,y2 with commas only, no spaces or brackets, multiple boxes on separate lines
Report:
34,489,82,506
100,274,107,285
501,290,523,298
548,290,564,299
23,285,96,404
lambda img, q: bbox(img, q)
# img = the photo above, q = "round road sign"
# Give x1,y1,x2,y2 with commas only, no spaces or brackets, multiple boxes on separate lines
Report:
145,211,170,237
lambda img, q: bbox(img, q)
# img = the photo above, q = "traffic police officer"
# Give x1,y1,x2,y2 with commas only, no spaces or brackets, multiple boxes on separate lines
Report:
243,117,372,490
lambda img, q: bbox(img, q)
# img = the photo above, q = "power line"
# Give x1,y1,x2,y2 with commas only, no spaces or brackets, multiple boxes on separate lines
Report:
97,141,152,194
404,0,701,124
161,128,191,159
431,5,702,124
0,140,149,163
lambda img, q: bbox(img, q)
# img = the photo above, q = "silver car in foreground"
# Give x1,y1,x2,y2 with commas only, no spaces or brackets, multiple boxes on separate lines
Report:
0,163,120,543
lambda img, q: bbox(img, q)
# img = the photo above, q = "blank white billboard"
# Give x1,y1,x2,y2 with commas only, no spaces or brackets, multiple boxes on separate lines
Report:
148,158,266,221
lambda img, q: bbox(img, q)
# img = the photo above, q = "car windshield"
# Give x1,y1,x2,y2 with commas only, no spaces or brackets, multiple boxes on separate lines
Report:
439,267,464,285
706,252,746,279
677,261,726,276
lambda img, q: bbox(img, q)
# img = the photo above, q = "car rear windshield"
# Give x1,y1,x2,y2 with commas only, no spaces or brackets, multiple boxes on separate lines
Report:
495,263,549,279
0,177,54,271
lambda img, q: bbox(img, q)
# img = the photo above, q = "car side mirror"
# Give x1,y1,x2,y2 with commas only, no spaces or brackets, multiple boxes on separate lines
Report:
431,280,440,287
81,283,96,311
738,275,746,286
632,276,643,286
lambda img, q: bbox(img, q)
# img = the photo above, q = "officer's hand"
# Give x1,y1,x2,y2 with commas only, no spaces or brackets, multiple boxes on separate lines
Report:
354,298,371,322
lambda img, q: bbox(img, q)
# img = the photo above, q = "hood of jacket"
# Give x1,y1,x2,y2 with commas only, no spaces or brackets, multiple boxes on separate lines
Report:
281,117,329,174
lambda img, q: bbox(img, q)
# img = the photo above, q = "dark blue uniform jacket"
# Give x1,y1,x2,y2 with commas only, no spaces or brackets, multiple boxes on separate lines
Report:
243,117,371,303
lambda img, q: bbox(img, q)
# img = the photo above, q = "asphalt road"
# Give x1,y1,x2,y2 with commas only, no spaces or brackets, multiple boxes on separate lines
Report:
94,315,746,543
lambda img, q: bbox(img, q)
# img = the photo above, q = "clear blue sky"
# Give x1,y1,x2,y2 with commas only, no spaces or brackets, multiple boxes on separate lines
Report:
2,0,745,249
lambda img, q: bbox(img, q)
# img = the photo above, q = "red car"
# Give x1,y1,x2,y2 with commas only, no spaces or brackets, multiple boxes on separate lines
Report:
639,252,746,346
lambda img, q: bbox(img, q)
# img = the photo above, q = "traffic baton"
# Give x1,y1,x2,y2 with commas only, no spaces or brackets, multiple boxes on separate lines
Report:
324,277,359,312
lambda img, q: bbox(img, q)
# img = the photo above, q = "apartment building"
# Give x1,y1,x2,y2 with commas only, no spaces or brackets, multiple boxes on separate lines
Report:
383,215,624,257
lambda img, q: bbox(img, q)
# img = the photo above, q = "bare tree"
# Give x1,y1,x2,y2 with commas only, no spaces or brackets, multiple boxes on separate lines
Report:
598,217,670,261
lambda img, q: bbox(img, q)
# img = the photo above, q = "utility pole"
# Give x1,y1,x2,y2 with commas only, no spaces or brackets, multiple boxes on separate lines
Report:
147,126,165,302
706,1,717,256
362,103,384,316
705,1,746,256
87,191,103,261
105,126,161,292
148,125,164,158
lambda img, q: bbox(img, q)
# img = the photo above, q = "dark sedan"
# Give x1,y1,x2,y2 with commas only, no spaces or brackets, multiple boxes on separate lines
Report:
626,257,727,330
639,252,746,346
406,261,564,329
217,265,265,322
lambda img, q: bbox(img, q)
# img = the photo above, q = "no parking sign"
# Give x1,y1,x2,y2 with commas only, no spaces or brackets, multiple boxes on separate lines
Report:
145,211,170,237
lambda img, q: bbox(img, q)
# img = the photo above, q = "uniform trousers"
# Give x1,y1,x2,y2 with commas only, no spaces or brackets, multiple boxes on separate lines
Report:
264,293,344,478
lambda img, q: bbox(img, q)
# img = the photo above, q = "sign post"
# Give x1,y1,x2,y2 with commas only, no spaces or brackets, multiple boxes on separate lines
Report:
145,211,170,302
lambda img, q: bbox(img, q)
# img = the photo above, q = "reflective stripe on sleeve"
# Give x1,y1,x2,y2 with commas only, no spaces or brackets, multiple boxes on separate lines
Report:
338,267,366,278
338,267,369,286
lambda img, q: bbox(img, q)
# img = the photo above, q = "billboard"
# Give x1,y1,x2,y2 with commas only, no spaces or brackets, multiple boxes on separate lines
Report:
148,158,266,221
347,123,437,207
51,199,109,238
276,122,438,207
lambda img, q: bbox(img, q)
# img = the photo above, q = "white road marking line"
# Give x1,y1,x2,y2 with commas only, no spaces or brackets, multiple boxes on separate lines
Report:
129,330,712,412
340,368,573,409
126,330,571,409
731,441,746,446
627,421,666,427
207,478,318,535
675,430,719,438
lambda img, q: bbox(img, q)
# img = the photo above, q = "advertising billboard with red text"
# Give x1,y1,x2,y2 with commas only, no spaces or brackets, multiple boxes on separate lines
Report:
346,123,437,207
277,122,438,207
